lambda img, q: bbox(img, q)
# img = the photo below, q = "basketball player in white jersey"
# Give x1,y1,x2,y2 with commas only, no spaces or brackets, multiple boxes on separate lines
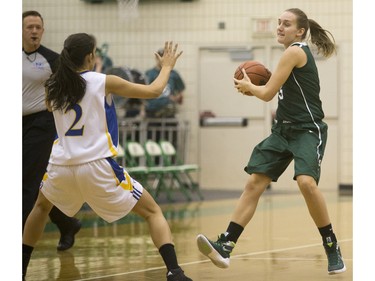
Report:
22,33,192,281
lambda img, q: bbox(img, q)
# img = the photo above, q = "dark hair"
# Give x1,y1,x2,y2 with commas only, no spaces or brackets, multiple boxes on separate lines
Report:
157,48,164,56
22,10,44,24
45,33,96,112
286,8,336,57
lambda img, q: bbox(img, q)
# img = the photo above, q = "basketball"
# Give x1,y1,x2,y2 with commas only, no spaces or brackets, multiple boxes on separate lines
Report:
234,60,272,88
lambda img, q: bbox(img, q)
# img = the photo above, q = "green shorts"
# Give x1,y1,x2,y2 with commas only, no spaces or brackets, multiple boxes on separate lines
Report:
244,120,328,184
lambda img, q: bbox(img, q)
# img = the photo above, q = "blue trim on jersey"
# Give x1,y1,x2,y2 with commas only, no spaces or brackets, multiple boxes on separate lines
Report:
105,97,118,147
105,157,142,201
132,186,142,200
106,157,125,182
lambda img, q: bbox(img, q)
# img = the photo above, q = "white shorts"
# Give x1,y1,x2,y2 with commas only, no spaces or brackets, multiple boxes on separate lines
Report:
40,158,143,223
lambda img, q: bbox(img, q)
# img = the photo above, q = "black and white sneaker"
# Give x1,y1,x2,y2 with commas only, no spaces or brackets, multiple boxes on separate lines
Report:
166,267,193,281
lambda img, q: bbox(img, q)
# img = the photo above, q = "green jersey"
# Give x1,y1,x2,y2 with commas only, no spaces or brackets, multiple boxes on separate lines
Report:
276,42,325,123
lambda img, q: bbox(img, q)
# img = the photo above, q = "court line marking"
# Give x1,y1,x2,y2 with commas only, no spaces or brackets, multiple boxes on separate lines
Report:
76,238,352,280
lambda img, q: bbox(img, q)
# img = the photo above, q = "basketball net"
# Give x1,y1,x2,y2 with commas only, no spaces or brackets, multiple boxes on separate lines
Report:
117,0,139,20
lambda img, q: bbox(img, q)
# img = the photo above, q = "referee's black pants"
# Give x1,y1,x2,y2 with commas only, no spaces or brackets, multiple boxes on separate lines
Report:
22,110,75,232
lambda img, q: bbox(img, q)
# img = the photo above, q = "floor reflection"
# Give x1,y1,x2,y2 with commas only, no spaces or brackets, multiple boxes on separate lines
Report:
27,191,352,281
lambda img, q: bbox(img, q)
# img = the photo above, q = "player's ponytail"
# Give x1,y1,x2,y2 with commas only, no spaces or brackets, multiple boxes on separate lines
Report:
286,8,336,58
308,19,336,58
45,33,95,111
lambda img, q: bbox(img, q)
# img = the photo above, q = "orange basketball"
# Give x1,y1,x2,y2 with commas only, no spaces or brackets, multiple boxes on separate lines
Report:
234,60,272,87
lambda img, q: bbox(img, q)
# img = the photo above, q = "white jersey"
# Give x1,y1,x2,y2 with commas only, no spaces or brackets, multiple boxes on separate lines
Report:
49,71,119,165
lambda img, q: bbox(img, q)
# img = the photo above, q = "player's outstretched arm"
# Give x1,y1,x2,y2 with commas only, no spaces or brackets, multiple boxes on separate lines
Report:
105,41,182,99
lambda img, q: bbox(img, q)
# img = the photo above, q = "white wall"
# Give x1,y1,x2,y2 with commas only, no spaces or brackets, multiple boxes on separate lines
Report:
23,0,352,190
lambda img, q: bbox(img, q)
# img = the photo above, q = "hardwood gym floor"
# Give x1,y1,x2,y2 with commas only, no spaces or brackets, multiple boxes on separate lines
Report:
25,189,353,281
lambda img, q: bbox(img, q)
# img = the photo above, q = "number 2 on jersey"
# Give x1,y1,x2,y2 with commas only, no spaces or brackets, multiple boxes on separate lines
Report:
65,104,84,136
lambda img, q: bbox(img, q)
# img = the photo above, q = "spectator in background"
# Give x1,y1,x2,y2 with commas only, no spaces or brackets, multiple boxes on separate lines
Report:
105,66,147,119
22,10,81,251
145,48,185,118
125,68,148,118
94,41,113,74
145,48,186,154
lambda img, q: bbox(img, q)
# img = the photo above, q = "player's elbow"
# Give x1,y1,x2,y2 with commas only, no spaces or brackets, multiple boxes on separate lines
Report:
144,87,162,99
261,88,277,102
256,92,273,102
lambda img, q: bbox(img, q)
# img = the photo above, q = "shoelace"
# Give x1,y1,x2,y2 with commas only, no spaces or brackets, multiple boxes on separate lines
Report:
217,235,235,253
326,246,340,264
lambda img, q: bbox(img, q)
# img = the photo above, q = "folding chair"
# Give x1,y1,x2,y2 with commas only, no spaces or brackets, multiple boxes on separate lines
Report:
144,140,193,202
124,141,172,197
159,140,204,200
124,141,149,186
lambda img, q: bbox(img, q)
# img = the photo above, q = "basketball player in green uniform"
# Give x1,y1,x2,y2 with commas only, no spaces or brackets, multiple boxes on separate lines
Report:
197,8,346,275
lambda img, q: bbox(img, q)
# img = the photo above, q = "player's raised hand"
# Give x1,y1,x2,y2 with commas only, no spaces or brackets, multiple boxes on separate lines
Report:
156,41,183,69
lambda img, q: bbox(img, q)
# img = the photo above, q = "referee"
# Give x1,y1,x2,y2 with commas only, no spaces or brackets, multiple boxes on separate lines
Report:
22,10,81,251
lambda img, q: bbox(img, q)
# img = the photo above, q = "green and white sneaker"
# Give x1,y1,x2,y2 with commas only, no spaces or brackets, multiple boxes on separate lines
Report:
324,241,346,274
196,233,235,269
